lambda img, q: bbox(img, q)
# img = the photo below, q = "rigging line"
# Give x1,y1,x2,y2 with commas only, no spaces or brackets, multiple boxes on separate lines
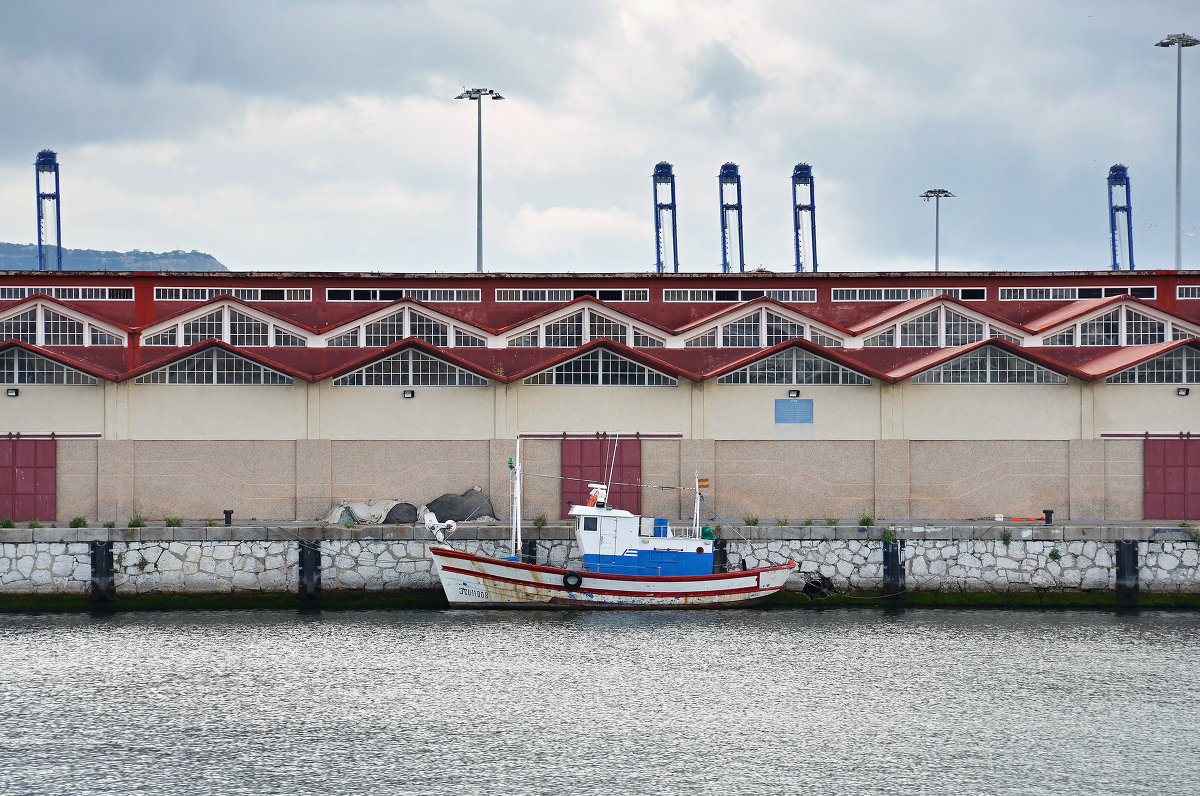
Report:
523,471,693,492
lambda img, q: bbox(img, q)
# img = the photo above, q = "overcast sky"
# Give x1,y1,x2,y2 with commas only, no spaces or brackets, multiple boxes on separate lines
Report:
0,0,1197,274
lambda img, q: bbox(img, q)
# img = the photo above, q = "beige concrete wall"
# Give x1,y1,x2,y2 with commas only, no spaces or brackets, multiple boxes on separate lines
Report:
707,440,877,522
898,382,1082,440
125,384,309,440
1092,382,1200,436
52,435,1148,523
2,385,104,435
328,440,491,512
909,440,1069,519
701,384,880,440
316,382,496,440
512,384,693,436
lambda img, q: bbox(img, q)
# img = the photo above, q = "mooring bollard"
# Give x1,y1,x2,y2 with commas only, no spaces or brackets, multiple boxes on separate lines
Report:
223,509,233,526
298,539,321,599
519,539,537,565
89,540,115,602
1043,509,1054,525
882,540,906,593
712,538,728,573
1114,540,1139,602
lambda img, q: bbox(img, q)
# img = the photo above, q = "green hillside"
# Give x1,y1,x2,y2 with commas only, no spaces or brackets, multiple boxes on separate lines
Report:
0,242,228,272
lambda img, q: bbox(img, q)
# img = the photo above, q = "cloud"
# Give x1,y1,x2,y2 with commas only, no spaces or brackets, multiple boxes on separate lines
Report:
687,41,766,114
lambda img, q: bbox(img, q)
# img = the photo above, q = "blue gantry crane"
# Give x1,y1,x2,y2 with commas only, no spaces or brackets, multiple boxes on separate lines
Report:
35,150,63,271
718,163,745,273
1107,164,1135,271
653,162,680,274
791,163,818,273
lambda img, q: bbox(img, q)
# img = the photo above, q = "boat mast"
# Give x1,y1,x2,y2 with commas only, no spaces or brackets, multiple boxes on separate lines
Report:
511,437,523,557
693,470,701,537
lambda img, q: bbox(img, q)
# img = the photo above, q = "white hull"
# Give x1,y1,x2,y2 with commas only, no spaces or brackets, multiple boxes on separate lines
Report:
431,546,795,609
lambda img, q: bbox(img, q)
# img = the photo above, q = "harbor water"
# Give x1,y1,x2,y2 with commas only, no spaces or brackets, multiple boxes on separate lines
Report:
2,608,1198,795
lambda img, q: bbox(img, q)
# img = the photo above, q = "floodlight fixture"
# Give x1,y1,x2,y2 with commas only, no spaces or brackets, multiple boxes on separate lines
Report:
455,88,506,272
919,189,955,272
1155,35,1198,270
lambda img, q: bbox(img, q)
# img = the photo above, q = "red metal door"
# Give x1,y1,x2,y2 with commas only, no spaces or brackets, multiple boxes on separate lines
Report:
0,438,56,522
560,435,641,518
1144,438,1200,520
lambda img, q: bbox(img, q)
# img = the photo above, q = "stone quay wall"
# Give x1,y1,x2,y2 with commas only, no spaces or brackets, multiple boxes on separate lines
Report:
2,524,1199,597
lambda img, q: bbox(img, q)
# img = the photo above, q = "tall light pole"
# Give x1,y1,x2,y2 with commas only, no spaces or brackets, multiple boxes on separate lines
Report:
919,188,955,271
455,88,504,273
1155,34,1198,271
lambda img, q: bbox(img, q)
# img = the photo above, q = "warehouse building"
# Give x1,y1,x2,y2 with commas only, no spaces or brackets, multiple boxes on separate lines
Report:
2,269,1199,524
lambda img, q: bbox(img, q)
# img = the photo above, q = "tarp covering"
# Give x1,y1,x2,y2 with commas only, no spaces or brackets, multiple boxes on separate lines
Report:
325,499,407,526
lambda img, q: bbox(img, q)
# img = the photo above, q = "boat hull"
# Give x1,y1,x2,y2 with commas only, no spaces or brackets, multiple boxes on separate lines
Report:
430,546,796,609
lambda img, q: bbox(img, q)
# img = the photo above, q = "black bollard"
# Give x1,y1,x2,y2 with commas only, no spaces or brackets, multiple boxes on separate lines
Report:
223,509,233,526
520,538,537,565
713,538,728,574
89,540,115,602
298,539,322,600
882,540,906,594
1043,509,1054,525
1114,540,1139,602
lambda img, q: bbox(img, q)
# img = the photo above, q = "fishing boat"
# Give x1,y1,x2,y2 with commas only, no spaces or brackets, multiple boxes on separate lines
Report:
429,440,796,608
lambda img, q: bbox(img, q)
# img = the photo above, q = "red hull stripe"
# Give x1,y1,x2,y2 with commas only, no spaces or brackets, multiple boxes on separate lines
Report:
436,562,772,599
430,546,795,582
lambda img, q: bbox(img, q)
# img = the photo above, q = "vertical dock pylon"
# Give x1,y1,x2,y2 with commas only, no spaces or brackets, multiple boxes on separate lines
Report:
791,163,818,273
1107,164,1135,271
718,163,745,273
653,162,680,273
35,150,63,271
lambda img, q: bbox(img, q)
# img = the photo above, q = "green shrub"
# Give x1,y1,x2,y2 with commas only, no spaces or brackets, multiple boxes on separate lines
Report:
1001,529,1012,546
28,518,42,528
803,518,814,526
0,517,13,528
858,513,875,527
69,516,88,528
102,521,116,529
1048,548,1061,561
825,517,839,527
880,528,895,544
714,523,723,532
128,516,146,528
775,518,788,527
743,515,759,526
165,517,183,527
533,513,547,530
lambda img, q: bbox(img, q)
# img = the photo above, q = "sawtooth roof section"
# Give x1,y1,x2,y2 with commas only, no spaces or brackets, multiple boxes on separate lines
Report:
0,294,137,332
705,338,889,382
1050,339,1199,379
1022,296,1127,333
121,340,315,383
881,339,1092,383
0,339,127,381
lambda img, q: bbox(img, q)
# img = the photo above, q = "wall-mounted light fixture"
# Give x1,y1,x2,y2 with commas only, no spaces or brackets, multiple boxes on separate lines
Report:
1177,387,1191,397
5,388,18,397
787,389,801,398
403,390,415,399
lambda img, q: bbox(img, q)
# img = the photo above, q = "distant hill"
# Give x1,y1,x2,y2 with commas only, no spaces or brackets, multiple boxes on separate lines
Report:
0,242,228,272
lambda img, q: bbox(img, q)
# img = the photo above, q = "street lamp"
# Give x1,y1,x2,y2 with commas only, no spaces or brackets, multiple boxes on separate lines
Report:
919,188,955,271
455,87,505,273
1155,33,1198,271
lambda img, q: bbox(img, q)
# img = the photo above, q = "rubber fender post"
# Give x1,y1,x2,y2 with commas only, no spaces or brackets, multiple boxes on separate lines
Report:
562,571,583,591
